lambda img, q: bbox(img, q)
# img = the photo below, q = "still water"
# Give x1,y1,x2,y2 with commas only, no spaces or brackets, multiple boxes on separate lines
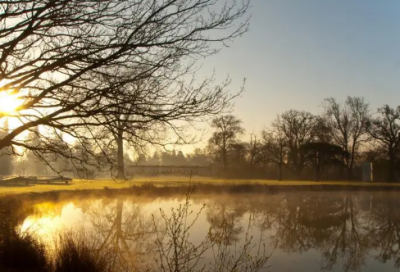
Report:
6,190,400,271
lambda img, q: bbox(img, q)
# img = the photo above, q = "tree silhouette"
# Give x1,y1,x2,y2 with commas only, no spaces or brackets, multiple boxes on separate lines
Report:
272,110,319,178
261,128,288,180
367,105,400,182
323,97,370,179
300,142,348,181
0,0,250,174
208,115,245,171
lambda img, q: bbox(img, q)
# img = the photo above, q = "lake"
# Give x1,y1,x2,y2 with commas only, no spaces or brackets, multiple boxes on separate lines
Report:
4,188,400,272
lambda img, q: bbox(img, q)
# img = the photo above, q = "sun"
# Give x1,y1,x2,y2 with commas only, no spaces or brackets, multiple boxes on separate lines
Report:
0,92,22,114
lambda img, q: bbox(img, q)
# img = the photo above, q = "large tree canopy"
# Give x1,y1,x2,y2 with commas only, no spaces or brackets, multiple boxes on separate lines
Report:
208,115,244,170
367,105,400,182
0,0,250,171
323,97,369,178
271,110,321,177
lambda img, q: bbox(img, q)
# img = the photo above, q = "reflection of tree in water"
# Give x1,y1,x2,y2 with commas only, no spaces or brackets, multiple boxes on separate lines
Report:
273,196,317,252
86,198,156,272
84,195,270,272
8,191,400,272
249,194,370,271
368,195,400,267
154,194,270,272
202,192,369,271
304,195,368,272
206,199,246,245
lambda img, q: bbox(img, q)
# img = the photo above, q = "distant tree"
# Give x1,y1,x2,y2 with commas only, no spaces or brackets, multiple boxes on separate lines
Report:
71,139,96,179
14,158,29,176
187,148,210,166
261,128,288,181
314,116,333,143
323,97,370,179
272,110,319,178
247,133,263,169
300,142,348,181
43,131,72,175
146,152,161,166
161,150,188,166
359,145,386,164
160,151,172,166
366,105,400,182
23,128,47,176
229,142,248,167
208,115,245,170
135,153,148,165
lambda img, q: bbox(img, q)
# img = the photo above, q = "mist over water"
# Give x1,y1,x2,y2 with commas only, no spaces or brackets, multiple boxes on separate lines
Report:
1,190,398,272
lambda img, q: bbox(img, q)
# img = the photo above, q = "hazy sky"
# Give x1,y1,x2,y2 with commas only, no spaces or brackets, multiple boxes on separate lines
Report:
199,0,400,134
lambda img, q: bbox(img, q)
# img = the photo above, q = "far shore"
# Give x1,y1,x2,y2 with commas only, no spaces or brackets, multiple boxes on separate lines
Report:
1,176,400,197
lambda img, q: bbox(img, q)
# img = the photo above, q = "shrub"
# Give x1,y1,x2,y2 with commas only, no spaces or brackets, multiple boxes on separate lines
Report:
53,234,110,272
0,233,49,272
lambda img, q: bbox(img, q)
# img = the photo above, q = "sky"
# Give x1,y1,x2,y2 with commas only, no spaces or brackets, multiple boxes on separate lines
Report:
198,0,400,134
5,0,400,155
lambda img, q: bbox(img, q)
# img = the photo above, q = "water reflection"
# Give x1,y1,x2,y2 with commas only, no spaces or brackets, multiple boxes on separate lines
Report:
85,199,156,271
3,191,400,271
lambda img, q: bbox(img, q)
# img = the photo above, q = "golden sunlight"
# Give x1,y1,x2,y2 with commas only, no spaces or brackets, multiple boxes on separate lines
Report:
0,92,22,113
19,203,83,240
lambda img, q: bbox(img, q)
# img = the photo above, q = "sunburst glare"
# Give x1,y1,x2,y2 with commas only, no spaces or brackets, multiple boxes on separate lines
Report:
0,91,22,114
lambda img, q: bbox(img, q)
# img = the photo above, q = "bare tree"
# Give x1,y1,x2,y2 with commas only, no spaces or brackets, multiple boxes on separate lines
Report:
0,0,250,175
247,133,262,169
261,128,288,181
98,76,240,179
208,115,245,170
367,105,400,182
300,142,348,181
272,110,318,178
323,97,369,179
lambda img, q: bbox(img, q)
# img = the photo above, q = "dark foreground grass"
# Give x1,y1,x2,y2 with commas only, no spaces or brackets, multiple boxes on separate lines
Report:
0,233,49,272
0,233,109,272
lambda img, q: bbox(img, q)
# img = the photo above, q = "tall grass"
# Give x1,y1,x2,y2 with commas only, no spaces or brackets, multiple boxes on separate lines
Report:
0,232,50,272
52,233,111,272
0,231,110,272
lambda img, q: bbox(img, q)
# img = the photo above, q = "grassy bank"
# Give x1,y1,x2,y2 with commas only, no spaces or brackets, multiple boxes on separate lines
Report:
1,176,400,196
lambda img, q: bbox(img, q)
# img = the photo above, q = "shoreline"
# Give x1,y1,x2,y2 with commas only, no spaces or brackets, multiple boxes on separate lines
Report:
3,181,400,203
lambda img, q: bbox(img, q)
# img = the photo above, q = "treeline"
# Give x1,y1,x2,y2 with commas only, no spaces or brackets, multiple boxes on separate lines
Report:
0,126,117,179
134,97,400,182
1,96,399,182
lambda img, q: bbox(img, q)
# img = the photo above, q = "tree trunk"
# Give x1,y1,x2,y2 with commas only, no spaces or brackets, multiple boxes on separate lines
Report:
116,129,125,180
388,154,396,182
222,150,227,171
314,165,319,181
278,162,282,181
346,167,352,181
